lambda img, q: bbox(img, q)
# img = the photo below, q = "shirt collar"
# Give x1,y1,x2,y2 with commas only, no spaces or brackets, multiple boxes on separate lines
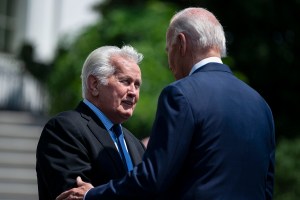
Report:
83,99,114,130
189,57,223,75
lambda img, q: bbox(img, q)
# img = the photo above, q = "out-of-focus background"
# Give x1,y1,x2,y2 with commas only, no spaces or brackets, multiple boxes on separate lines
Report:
0,0,299,199
0,0,100,199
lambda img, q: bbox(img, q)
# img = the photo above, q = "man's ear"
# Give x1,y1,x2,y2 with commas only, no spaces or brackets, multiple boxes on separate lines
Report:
178,33,187,56
87,75,99,96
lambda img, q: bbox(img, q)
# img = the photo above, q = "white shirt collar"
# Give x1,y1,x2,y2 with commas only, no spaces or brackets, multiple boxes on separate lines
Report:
189,57,223,75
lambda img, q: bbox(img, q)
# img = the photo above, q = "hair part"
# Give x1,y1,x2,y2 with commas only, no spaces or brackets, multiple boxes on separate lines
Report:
81,45,143,98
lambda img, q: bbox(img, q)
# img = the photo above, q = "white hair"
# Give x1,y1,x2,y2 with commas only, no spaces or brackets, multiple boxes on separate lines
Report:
168,7,227,57
81,45,143,98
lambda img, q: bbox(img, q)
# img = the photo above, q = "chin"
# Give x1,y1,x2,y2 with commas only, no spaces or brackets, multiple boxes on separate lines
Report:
121,111,133,119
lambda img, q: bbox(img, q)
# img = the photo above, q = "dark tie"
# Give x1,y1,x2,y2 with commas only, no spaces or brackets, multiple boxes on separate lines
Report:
112,124,133,171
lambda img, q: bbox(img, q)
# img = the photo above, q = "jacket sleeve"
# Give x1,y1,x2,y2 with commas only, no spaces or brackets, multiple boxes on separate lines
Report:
36,115,90,200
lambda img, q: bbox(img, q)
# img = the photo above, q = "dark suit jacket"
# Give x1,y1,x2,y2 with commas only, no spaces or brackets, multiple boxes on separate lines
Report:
86,63,275,200
36,101,145,200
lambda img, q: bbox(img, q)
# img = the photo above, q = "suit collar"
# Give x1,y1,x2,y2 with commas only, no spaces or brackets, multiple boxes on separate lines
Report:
75,101,102,125
189,57,223,75
75,101,142,170
192,62,232,75
76,101,127,173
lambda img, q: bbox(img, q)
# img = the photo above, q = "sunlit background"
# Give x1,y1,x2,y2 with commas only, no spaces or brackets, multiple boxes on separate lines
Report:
0,0,299,199
0,0,100,199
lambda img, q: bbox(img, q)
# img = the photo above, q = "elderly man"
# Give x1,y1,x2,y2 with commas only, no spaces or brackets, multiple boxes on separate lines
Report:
36,45,146,200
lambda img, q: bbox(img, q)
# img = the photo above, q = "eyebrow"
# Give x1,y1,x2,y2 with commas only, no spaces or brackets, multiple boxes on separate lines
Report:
118,75,142,84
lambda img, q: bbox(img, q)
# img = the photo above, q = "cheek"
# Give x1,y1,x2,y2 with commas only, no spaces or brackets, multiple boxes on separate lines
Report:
118,89,128,100
168,57,172,68
168,55,174,69
136,91,140,100
111,85,125,98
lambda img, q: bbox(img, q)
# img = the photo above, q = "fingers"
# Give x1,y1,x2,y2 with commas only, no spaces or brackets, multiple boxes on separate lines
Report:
76,176,94,190
55,189,72,200
56,190,83,200
56,177,93,200
76,176,84,186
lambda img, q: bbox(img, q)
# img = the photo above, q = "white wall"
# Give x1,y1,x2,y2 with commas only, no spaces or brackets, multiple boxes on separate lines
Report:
25,0,101,63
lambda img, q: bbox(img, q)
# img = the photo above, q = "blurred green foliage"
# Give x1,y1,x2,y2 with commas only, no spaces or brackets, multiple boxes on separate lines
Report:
48,1,177,138
47,1,246,138
42,0,300,141
275,138,300,200
42,0,299,199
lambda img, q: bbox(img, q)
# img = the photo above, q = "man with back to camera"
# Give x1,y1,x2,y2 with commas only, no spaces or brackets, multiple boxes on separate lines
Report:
36,45,146,199
57,7,275,200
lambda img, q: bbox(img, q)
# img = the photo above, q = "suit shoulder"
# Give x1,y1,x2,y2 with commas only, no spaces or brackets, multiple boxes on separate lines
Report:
48,110,80,121
43,110,86,130
161,79,189,97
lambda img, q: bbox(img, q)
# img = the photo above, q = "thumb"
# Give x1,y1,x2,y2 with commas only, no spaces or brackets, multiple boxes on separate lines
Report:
76,176,84,186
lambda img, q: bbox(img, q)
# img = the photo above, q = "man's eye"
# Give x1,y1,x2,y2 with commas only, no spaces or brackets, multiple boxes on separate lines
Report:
135,82,141,89
120,80,130,85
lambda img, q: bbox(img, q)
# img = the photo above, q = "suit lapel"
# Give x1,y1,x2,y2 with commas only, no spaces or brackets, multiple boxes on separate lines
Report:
76,102,126,173
123,129,143,166
87,120,126,172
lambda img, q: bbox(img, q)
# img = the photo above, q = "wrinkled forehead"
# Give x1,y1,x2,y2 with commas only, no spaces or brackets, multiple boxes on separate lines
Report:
111,55,140,74
111,54,134,67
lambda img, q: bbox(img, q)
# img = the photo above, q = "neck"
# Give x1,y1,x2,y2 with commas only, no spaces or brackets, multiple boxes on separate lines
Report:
190,47,221,67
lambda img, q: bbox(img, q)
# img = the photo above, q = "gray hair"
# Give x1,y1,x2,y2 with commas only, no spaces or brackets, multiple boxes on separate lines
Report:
81,45,143,98
168,7,227,57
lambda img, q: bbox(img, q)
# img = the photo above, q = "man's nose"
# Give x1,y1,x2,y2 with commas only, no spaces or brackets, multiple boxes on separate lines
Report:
128,84,138,96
